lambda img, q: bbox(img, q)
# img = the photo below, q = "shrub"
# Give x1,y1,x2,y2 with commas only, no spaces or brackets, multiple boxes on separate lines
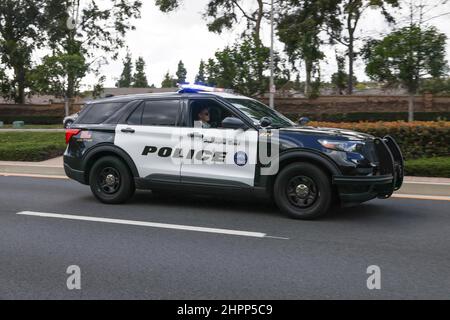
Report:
405,157,450,178
286,112,450,123
0,116,62,125
310,121,450,160
0,132,66,161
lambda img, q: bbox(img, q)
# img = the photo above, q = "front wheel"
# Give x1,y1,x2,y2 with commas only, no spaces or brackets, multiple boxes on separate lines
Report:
273,162,332,220
89,156,135,204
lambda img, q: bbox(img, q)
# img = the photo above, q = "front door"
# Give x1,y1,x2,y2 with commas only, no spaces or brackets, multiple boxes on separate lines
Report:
180,98,258,187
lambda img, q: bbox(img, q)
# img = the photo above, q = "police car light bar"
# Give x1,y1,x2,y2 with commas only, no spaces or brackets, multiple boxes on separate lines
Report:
178,82,226,94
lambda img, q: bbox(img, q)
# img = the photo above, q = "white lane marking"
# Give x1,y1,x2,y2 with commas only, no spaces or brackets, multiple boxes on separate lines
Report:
16,211,285,239
0,173,68,179
393,194,450,201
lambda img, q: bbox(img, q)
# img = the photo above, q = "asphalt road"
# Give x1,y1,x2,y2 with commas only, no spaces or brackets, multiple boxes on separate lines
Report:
0,176,449,300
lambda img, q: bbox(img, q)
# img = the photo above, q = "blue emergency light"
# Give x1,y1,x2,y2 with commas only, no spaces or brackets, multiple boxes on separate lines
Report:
178,82,226,94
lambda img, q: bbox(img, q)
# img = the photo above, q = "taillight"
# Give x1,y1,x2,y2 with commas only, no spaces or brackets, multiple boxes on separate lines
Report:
65,129,81,144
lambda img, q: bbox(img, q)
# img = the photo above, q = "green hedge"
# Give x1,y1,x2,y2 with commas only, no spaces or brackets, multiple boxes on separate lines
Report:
0,116,63,125
286,112,450,123
405,157,450,178
0,132,66,161
310,121,450,160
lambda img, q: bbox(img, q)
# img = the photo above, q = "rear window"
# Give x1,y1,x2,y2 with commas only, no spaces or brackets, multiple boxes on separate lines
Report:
76,102,126,124
141,100,180,127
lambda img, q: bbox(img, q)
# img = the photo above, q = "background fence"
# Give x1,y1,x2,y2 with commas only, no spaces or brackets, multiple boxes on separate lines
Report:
0,95,449,124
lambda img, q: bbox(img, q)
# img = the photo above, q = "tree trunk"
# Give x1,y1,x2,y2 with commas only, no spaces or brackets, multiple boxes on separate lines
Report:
17,68,26,104
408,93,415,122
305,61,312,98
347,34,354,95
254,0,264,95
255,0,264,41
67,72,75,100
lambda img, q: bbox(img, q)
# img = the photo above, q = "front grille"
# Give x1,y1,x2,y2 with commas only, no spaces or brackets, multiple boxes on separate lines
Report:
361,140,378,164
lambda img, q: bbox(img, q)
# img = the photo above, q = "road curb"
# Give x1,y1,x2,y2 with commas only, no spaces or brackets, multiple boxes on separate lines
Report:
398,181,450,197
0,162,449,197
0,163,65,176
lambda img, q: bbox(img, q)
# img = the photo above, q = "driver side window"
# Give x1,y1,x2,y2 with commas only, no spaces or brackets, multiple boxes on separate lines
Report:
189,99,235,129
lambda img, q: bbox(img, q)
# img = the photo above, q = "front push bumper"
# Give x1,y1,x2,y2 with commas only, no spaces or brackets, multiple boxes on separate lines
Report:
332,136,404,205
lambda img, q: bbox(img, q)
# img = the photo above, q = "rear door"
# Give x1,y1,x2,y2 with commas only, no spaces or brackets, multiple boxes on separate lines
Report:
115,99,182,179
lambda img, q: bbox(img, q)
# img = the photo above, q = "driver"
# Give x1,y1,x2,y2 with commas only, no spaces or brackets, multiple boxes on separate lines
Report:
197,107,211,129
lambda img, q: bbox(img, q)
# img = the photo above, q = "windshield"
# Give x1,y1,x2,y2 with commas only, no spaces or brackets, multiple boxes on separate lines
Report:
226,98,295,128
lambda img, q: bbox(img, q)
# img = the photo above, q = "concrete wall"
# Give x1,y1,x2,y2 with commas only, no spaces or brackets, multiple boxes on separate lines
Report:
0,103,83,117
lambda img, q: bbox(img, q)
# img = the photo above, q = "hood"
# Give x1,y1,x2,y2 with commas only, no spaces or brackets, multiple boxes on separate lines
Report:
280,126,374,141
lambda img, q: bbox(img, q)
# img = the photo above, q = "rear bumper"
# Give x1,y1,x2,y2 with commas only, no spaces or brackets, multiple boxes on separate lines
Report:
333,136,404,205
64,163,88,185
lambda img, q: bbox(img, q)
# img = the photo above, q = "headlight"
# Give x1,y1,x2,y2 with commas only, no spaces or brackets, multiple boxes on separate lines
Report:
319,140,365,153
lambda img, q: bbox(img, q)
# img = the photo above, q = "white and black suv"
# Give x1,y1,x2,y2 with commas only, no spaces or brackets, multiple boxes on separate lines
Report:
64,88,404,220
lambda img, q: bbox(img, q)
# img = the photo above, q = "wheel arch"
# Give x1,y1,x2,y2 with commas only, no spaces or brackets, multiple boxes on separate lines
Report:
264,149,341,195
82,144,139,183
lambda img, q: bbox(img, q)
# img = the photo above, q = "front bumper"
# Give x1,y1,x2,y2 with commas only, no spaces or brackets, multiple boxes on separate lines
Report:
333,136,404,205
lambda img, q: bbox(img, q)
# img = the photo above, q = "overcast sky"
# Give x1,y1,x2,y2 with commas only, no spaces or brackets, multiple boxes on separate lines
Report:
83,0,450,90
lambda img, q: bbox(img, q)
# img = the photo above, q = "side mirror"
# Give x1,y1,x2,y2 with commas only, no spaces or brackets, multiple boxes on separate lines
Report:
222,117,248,130
260,117,273,128
298,117,310,126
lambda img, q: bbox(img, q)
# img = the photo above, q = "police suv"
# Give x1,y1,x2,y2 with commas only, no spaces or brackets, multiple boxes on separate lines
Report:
64,84,404,220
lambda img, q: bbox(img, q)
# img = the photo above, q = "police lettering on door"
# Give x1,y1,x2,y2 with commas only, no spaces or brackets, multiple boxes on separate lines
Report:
142,146,227,163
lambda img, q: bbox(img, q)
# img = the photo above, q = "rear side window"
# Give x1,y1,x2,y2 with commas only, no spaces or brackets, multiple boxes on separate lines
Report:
127,104,144,125
77,102,125,124
141,100,180,127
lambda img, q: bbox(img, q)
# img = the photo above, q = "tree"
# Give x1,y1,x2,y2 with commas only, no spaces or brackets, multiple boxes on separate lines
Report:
133,57,149,88
117,52,133,88
277,0,339,97
195,60,206,83
161,71,177,88
0,0,46,103
156,0,276,93
419,78,450,95
176,60,187,83
363,25,448,121
331,53,357,95
40,0,142,100
329,0,399,95
31,53,88,99
92,75,106,99
156,0,269,40
205,35,283,96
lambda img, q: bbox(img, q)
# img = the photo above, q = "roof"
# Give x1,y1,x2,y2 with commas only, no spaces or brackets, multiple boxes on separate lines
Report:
86,91,251,104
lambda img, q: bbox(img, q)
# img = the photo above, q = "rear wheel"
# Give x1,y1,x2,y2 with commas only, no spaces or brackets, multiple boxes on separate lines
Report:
273,162,332,220
89,156,135,204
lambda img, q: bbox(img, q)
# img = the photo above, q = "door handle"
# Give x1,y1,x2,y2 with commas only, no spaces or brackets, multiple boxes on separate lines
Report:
121,128,135,134
188,133,204,139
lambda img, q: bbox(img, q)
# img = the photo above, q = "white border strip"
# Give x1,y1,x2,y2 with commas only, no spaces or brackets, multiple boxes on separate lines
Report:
404,181,450,186
17,211,271,239
393,194,450,201
0,173,68,179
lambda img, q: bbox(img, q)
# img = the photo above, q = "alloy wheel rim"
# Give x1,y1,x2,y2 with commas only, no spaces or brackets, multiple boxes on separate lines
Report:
98,167,121,195
286,176,318,208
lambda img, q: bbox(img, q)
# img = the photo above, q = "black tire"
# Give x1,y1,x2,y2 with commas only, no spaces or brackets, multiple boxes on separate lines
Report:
273,162,332,220
89,156,135,204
